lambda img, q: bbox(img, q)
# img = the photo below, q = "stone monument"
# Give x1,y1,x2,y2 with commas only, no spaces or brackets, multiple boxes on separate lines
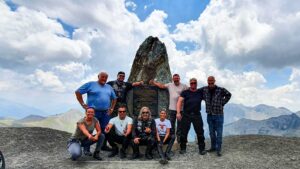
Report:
127,36,172,118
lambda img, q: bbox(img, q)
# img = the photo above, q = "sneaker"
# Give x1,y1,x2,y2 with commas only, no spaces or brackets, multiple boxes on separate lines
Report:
179,149,186,154
83,150,93,156
199,150,207,155
93,151,103,161
217,151,222,157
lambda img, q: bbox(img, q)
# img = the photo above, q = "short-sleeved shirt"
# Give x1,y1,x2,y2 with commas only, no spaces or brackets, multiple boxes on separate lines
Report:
164,83,188,111
107,80,133,103
180,89,203,113
109,116,133,136
155,118,171,136
71,117,98,140
76,81,117,110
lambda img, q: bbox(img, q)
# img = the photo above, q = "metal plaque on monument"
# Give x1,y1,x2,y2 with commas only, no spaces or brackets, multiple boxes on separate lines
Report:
127,36,172,118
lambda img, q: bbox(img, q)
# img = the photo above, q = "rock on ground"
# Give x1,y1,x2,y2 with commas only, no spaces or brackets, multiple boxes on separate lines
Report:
0,127,299,169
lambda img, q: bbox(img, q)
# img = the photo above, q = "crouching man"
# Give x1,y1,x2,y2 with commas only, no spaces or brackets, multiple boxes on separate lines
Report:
155,109,175,164
105,105,133,159
67,107,105,160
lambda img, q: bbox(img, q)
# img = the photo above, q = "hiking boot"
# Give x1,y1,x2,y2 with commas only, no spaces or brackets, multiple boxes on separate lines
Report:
217,151,222,157
120,148,126,159
93,151,102,161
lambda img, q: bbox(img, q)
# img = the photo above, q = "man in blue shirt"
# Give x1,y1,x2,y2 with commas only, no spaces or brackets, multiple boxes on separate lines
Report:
75,71,117,151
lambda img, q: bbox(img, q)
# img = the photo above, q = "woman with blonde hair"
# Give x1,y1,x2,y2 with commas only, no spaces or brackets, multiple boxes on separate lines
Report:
131,106,156,159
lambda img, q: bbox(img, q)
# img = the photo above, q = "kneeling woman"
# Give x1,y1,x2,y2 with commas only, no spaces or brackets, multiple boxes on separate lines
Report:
131,107,156,159
155,109,175,164
67,107,105,160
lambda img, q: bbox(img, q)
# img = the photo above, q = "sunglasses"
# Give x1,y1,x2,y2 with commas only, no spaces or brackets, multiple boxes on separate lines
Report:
208,83,214,85
118,111,126,113
190,82,197,85
142,111,149,114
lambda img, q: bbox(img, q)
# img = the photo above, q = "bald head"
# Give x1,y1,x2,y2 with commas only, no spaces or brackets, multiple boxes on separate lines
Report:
98,72,108,85
207,76,216,88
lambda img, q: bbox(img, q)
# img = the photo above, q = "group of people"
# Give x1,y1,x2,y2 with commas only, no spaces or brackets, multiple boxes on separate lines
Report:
67,71,231,164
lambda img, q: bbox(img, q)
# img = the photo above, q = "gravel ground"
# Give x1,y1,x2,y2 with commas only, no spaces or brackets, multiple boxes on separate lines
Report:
0,127,299,169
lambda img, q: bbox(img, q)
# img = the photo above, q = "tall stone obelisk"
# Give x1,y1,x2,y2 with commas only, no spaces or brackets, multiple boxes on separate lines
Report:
127,36,172,117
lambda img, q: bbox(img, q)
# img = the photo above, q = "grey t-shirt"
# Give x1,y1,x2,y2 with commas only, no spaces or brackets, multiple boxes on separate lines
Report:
165,82,188,111
71,117,99,140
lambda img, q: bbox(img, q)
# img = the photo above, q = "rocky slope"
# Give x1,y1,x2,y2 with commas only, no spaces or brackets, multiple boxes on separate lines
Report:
0,127,299,169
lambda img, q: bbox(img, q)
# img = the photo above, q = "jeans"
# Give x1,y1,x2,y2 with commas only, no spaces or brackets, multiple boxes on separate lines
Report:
180,113,205,151
207,114,224,151
95,110,111,132
67,134,105,160
157,135,175,158
169,110,182,142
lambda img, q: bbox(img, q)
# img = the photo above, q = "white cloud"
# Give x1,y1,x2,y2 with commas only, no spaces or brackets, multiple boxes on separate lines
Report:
0,1,91,71
289,68,300,82
171,0,300,68
28,69,66,92
125,1,137,11
54,62,91,79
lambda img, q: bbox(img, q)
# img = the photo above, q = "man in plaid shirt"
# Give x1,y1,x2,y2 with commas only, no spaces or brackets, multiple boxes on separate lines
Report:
201,76,231,157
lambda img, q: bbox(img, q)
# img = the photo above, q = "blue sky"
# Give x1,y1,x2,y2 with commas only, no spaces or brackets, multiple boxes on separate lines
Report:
129,0,210,30
1,0,300,114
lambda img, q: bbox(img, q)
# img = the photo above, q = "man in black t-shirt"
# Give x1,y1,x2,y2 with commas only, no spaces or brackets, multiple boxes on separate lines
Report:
176,78,206,155
107,71,143,117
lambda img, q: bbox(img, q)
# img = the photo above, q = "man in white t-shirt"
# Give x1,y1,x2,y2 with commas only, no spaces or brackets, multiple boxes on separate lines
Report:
155,109,175,164
105,105,133,159
150,74,188,142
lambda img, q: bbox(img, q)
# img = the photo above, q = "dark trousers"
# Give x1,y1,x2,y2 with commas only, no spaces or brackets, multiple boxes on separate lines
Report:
207,114,224,151
169,110,182,142
157,135,175,158
132,136,155,155
180,113,205,151
106,129,131,151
